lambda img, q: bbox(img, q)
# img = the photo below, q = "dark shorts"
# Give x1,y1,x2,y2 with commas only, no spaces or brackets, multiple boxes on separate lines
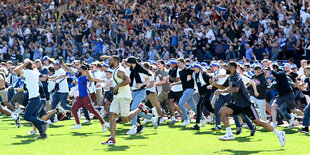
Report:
104,91,113,102
274,93,296,110
168,91,183,101
226,104,259,121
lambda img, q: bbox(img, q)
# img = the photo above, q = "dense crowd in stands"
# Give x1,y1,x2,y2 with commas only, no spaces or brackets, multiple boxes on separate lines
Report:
0,0,310,66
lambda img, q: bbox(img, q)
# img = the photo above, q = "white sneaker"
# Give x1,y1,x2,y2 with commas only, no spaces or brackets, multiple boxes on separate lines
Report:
11,114,17,120
152,117,159,129
206,117,214,124
54,114,58,123
71,124,82,129
102,123,108,132
188,110,195,119
142,118,152,124
287,116,295,129
27,130,37,135
83,119,91,123
126,126,137,135
219,134,235,141
181,120,191,127
277,131,286,147
272,123,277,129
159,118,166,124
14,108,22,115
48,120,54,125
201,118,208,127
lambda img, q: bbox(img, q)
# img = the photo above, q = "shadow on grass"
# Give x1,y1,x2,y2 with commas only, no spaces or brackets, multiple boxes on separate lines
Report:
106,145,130,151
49,124,65,128
234,136,262,143
214,148,284,155
12,139,36,145
70,132,97,136
123,134,149,140
194,131,224,136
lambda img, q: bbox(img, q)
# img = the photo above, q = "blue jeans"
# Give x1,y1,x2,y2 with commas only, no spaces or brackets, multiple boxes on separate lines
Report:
179,88,204,121
82,107,90,120
302,104,310,127
214,94,231,126
50,92,70,123
24,96,45,134
278,102,291,121
130,89,152,125
38,100,47,118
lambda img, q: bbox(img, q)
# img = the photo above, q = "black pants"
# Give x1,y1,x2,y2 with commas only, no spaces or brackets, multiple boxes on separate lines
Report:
196,92,213,124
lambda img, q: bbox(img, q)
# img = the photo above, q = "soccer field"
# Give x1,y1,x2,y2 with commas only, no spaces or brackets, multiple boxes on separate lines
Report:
0,115,309,155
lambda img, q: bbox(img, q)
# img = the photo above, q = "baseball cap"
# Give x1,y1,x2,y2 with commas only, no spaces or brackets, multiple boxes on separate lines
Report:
193,63,202,69
209,62,220,67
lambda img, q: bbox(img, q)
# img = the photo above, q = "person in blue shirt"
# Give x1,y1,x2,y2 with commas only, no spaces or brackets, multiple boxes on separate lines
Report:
61,61,108,131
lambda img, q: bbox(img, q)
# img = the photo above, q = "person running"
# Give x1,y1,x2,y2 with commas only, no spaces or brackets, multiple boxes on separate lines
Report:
59,59,108,131
14,59,49,139
100,55,149,145
211,61,286,147
170,58,206,127
125,57,157,135
192,63,213,130
270,64,304,128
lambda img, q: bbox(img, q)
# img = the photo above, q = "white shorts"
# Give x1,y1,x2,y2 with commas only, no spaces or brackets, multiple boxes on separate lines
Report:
110,97,131,117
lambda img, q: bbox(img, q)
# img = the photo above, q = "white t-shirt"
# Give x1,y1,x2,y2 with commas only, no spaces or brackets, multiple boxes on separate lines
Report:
54,68,69,93
146,72,156,93
241,75,251,85
214,68,228,96
23,69,40,99
171,67,183,92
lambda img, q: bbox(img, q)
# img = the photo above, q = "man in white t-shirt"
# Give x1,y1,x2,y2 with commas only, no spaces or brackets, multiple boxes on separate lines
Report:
15,59,49,139
48,61,71,123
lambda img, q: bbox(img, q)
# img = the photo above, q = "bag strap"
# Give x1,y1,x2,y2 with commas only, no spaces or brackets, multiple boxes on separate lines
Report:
80,76,92,95
56,77,66,84
113,66,119,85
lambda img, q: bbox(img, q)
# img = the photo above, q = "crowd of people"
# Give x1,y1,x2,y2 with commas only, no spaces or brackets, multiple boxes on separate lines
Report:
0,0,310,147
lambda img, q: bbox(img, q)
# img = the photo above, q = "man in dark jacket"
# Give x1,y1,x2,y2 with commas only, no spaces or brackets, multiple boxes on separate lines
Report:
250,65,268,121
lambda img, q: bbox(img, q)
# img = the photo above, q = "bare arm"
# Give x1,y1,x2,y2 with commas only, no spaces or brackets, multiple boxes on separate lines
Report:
61,63,75,75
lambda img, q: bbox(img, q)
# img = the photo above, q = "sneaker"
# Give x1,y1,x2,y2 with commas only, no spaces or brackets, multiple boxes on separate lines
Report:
54,114,58,123
191,124,200,130
27,130,37,135
41,121,49,134
59,113,66,121
236,127,242,135
83,119,91,123
298,127,309,134
36,133,48,139
14,108,22,115
159,118,166,124
15,116,20,128
102,123,108,132
206,116,214,124
168,119,176,125
137,125,145,133
138,104,148,114
152,117,159,129
102,138,116,145
11,113,17,120
180,119,190,127
142,118,152,124
71,124,82,129
219,134,235,141
126,126,137,135
211,126,222,131
242,123,249,129
48,120,54,126
250,125,257,136
201,118,208,127
277,131,286,147
287,116,295,129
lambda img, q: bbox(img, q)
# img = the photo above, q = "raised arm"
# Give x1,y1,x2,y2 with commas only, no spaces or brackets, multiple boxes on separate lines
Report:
14,59,31,75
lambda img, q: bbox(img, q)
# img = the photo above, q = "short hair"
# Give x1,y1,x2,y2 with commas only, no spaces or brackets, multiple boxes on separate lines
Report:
301,59,307,63
111,55,120,62
177,58,185,63
157,60,165,65
34,59,41,63
48,66,55,73
143,62,150,69
228,61,238,68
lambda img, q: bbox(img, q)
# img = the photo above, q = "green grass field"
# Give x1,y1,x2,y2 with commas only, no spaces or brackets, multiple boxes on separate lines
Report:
0,115,309,155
